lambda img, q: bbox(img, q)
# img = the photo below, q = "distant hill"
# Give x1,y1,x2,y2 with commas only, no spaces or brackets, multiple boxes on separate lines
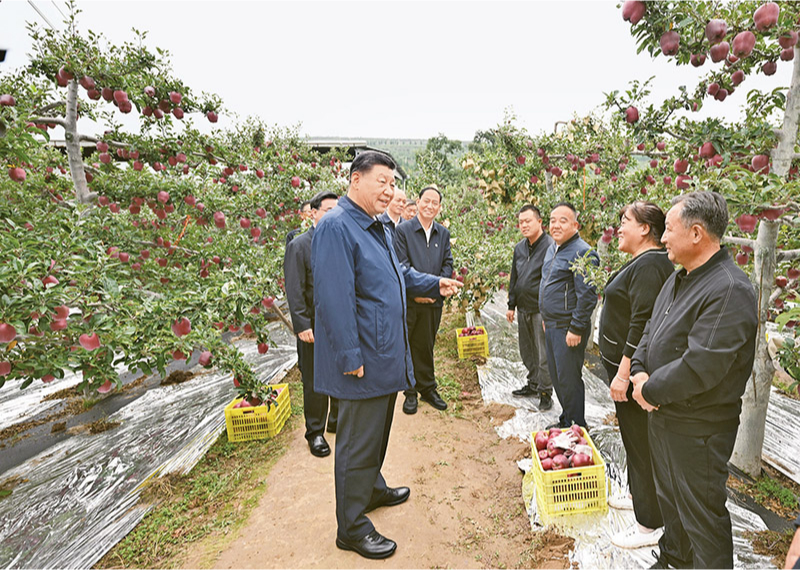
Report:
306,136,467,175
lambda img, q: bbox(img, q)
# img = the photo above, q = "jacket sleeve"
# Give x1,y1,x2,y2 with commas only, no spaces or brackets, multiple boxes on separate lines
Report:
623,262,669,358
569,248,599,335
394,224,410,268
311,221,363,374
508,244,519,310
440,227,453,278
641,281,757,406
630,319,651,376
283,237,312,333
403,265,441,298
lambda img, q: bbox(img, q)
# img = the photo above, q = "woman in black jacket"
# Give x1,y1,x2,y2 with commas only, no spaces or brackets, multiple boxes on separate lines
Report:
598,201,673,550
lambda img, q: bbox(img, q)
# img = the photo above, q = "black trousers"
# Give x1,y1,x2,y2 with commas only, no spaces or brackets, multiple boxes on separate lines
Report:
603,362,662,530
403,305,442,397
298,340,338,441
544,326,588,426
335,393,397,540
649,418,737,569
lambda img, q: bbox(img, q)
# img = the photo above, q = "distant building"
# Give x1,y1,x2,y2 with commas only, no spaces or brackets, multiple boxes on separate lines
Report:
306,139,408,188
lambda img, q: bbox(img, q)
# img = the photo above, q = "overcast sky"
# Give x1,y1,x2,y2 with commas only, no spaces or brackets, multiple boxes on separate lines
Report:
0,0,793,141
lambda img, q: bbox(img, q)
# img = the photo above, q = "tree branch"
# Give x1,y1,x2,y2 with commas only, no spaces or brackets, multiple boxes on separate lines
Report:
722,235,756,248
32,101,66,115
778,249,800,262
30,116,67,128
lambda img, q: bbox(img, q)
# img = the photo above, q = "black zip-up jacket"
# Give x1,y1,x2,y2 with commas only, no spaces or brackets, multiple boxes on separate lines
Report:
284,225,315,333
598,249,674,367
631,247,758,435
508,232,553,314
394,216,453,308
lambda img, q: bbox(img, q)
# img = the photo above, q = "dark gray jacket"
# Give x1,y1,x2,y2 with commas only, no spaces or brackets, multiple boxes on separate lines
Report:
631,247,758,435
394,216,453,308
539,232,599,334
284,226,315,333
508,232,553,314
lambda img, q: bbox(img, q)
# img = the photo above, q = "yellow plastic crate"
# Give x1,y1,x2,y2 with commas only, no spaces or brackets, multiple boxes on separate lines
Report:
224,383,290,442
455,326,489,358
530,426,608,523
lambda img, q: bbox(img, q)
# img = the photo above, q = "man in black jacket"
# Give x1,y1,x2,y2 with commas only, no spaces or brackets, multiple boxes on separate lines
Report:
394,185,453,414
284,190,340,457
378,187,406,240
507,204,554,410
631,191,757,570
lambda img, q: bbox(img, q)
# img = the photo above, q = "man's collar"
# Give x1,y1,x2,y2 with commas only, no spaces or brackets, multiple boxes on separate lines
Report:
340,195,380,230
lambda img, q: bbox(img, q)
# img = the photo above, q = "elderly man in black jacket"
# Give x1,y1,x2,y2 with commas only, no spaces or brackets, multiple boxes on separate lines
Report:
394,185,453,414
507,204,554,410
631,191,757,570
284,190,340,457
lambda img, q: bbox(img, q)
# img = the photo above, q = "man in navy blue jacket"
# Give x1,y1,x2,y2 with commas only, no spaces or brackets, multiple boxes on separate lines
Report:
394,185,453,414
284,190,340,457
312,151,461,560
539,202,599,428
377,187,405,240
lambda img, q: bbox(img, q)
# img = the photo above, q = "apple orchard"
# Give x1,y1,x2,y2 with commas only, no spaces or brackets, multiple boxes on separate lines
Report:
2,1,800,477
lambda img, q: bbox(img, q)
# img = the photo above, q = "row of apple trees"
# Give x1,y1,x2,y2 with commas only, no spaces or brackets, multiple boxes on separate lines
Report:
0,5,348,404
439,0,800,478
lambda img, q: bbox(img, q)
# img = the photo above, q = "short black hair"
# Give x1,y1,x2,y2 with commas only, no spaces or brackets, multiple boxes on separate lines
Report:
518,204,541,219
309,191,338,210
349,151,396,181
300,200,312,209
419,186,442,202
671,191,728,240
551,201,578,221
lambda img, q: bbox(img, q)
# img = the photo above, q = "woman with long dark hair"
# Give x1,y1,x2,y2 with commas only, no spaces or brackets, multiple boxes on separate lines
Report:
598,201,674,550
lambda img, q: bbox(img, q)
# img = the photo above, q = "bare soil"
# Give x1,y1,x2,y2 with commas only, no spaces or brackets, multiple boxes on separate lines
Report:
179,392,571,569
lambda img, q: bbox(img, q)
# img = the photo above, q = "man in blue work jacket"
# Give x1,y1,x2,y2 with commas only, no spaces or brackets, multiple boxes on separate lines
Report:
312,151,462,560
394,185,453,414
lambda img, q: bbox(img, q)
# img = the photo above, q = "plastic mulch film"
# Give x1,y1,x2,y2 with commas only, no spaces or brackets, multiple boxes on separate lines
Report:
0,323,297,570
479,291,780,569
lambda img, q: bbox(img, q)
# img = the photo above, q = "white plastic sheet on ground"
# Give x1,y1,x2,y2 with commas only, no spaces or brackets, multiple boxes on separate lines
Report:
0,323,297,570
477,291,790,569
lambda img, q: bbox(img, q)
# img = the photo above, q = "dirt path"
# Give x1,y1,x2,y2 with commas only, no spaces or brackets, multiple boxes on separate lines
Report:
182,395,571,569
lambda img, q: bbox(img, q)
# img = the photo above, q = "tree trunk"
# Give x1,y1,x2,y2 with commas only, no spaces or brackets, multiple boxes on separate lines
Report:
730,45,800,477
64,79,92,204
731,220,778,476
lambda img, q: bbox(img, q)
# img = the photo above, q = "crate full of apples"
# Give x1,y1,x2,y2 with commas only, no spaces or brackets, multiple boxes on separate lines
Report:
455,325,489,359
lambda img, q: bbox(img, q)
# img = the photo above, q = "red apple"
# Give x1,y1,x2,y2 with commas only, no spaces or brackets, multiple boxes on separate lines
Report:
788,268,800,280
781,48,794,62
0,94,16,106
753,2,779,31
206,111,218,123
731,70,745,86
257,342,269,354
50,318,67,331
676,175,692,189
8,167,26,182
172,107,184,119
79,76,95,90
690,53,707,67
157,190,170,203
0,361,10,377
113,90,128,104
699,142,716,159
714,88,728,102
97,380,113,394
779,31,799,49
172,349,186,360
710,41,729,62
79,333,101,350
291,176,301,188
660,30,680,56
240,217,251,229
735,214,758,233
752,154,770,174
674,159,689,174
0,323,16,343
198,350,213,367
736,251,750,265
169,91,182,105
705,19,727,43
732,31,756,58
172,317,192,337
776,276,788,288
621,1,646,24
213,211,226,229
625,106,639,123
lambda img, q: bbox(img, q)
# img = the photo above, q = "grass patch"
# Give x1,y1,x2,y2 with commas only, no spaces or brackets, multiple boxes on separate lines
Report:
93,368,303,569
434,307,481,418
745,474,799,519
743,528,795,568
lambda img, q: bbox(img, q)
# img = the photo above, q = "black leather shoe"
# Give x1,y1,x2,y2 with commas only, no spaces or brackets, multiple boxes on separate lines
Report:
402,394,418,415
365,486,410,513
512,385,537,397
420,390,447,410
336,529,397,559
545,420,570,430
326,421,337,434
538,392,553,411
308,435,330,457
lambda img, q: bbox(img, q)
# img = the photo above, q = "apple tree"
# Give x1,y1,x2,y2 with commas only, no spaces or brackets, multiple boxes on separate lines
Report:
0,5,349,400
615,0,800,476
